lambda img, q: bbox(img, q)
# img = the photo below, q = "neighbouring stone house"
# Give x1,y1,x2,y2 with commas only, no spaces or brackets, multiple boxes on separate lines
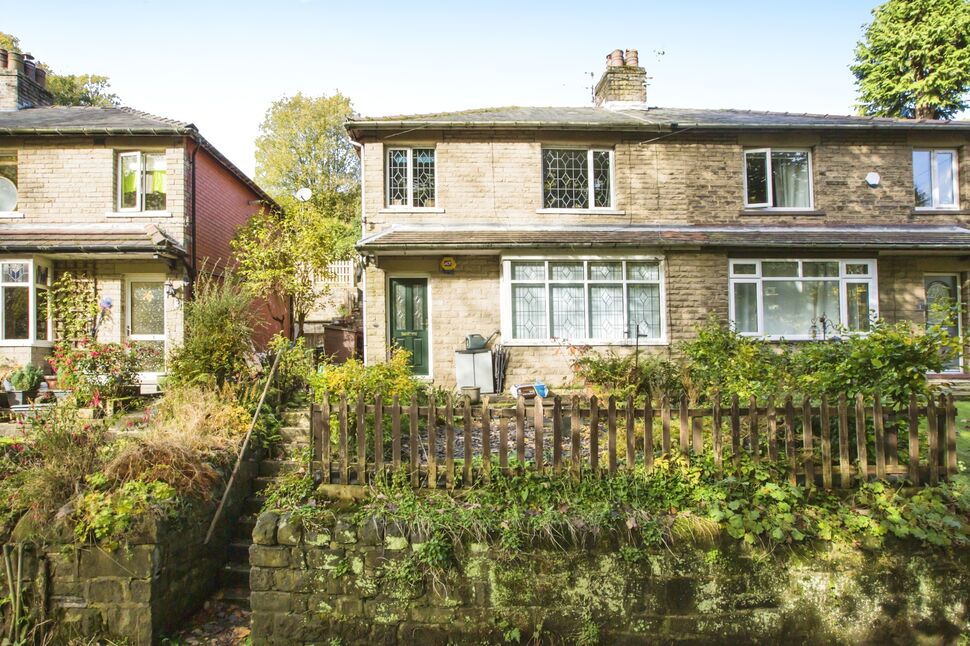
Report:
349,48,970,390
0,48,283,386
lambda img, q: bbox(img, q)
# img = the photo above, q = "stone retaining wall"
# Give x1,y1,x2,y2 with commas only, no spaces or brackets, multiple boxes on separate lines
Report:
0,458,256,645
250,509,970,645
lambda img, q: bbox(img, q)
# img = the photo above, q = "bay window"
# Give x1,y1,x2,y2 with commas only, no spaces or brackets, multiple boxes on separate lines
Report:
729,259,877,339
505,258,664,343
386,147,436,208
118,151,167,212
913,149,958,209
542,148,614,209
743,148,813,209
0,259,51,343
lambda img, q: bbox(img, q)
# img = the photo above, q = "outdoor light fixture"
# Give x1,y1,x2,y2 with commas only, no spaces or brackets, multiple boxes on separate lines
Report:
865,172,881,187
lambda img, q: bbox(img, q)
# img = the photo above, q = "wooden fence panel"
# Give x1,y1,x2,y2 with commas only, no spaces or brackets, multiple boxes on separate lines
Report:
571,395,581,478
927,396,939,486
516,396,526,467
854,393,867,484
339,394,349,485
908,394,920,486
553,396,563,473
946,394,958,477
374,395,384,478
712,397,722,471
607,396,618,474
679,396,689,457
391,396,401,472
356,395,366,485
662,397,672,456
625,395,636,471
463,396,473,486
427,400,437,489
445,394,455,489
482,397,492,481
749,396,759,464
590,396,600,475
409,395,419,487
730,395,741,468
819,396,832,490
644,398,654,472
873,394,886,481
535,397,545,473
801,397,814,486
784,396,796,485
837,394,851,489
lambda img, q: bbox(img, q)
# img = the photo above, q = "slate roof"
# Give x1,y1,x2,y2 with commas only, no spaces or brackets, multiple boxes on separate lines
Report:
0,106,276,208
347,106,970,133
357,224,970,252
0,223,185,255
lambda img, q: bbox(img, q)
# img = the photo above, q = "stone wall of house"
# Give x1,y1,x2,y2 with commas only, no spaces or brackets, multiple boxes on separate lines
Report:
5,137,187,243
0,460,255,645
249,509,970,645
360,129,970,232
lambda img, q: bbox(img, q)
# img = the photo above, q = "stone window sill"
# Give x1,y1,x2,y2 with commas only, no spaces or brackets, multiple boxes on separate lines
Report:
536,208,626,216
911,208,970,215
739,209,826,217
0,211,24,219
105,211,172,218
379,208,445,214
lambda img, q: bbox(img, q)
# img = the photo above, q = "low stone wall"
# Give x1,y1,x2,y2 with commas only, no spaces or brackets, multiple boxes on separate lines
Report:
250,509,970,645
0,458,256,645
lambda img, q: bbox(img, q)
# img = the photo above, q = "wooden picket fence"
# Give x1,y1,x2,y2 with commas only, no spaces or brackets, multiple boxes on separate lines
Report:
308,392,959,490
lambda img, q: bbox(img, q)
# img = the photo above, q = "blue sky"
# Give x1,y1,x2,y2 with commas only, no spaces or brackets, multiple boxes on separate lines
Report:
5,1,878,177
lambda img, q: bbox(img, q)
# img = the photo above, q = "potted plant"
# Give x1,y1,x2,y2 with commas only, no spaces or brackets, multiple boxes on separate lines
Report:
6,365,43,407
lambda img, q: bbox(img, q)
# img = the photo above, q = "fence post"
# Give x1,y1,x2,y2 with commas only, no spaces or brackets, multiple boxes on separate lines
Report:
374,394,384,479
625,395,635,471
661,396,672,456
534,396,545,473
339,394,349,485
644,397,654,472
679,395,689,457
837,394,851,489
589,396,600,476
801,396,814,487
463,396,473,486
516,396,526,468
819,395,832,489
321,395,332,484
553,396,563,473
712,394,722,472
482,396,492,481
571,395,581,478
428,399,437,489
391,395,401,472
500,398,509,474
730,395,741,469
946,394,958,478
927,395,939,486
873,393,886,481
356,394,367,485
784,396,795,484
607,395,617,474
908,393,920,485
766,396,777,462
854,393,868,484
445,393,455,489
748,396,759,464
409,394,419,487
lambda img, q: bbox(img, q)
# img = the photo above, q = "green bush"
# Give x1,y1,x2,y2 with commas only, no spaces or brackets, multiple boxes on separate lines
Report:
168,271,257,387
570,349,681,401
268,333,315,405
8,364,43,391
310,349,420,404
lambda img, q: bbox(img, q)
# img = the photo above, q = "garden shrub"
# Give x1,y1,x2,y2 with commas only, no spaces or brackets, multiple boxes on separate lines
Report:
48,271,101,344
73,477,179,548
570,348,682,401
49,339,153,406
8,365,42,392
310,348,420,404
268,332,315,405
167,271,257,387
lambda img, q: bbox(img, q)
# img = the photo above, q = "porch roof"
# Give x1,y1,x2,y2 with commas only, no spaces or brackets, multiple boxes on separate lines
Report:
357,223,970,253
0,223,186,256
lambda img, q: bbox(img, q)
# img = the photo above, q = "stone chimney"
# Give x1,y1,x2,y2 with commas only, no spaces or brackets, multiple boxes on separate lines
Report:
593,48,647,108
0,49,54,111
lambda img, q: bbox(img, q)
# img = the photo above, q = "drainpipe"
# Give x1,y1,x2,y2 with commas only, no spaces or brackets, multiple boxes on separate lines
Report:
348,139,366,362
189,139,201,297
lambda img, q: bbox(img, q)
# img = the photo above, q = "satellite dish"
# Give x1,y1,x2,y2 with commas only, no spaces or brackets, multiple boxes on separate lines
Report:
0,177,17,211
295,187,312,202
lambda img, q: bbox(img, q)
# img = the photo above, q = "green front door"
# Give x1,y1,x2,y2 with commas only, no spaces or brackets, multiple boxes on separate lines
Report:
389,278,430,376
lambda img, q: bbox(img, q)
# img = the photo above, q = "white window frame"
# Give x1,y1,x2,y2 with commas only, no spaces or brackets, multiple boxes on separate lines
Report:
539,147,616,211
742,147,815,211
0,258,52,347
501,255,667,346
384,147,437,210
913,149,960,210
126,274,168,382
116,151,167,213
728,258,878,340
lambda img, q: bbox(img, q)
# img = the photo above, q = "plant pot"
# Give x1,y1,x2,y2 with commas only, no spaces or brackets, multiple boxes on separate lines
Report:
44,375,59,390
5,389,38,407
461,386,481,404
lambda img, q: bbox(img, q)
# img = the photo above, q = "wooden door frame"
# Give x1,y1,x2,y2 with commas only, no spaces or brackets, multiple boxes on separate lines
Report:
386,274,433,379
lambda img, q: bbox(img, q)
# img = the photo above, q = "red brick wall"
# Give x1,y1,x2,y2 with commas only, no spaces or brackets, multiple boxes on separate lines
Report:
193,145,287,345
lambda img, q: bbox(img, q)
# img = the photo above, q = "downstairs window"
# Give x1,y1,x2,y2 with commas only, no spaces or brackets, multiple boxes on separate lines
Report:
729,259,877,339
505,258,664,343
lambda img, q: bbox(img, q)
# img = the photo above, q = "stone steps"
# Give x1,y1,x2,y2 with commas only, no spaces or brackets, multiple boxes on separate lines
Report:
214,407,313,614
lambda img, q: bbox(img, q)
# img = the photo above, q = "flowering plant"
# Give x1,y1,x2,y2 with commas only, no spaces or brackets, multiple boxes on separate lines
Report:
49,339,159,405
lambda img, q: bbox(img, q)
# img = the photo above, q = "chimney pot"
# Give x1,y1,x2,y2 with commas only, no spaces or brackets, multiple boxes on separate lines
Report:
0,50,7,70
594,47,647,107
625,49,639,67
609,49,625,67
6,50,23,72
34,67,47,88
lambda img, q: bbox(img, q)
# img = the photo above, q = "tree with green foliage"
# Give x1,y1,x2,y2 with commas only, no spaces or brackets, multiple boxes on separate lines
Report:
232,200,355,337
852,0,970,119
0,31,120,107
255,92,360,223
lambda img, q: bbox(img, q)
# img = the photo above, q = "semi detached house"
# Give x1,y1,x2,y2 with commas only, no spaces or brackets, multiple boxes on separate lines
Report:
0,48,280,385
351,48,970,389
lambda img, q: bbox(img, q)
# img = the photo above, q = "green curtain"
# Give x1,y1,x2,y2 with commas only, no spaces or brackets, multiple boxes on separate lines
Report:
150,169,165,194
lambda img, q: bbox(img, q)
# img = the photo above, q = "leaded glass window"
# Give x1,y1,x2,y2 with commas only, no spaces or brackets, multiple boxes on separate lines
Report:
507,259,663,342
0,261,34,341
128,280,167,374
542,149,613,209
386,147,436,208
728,259,877,338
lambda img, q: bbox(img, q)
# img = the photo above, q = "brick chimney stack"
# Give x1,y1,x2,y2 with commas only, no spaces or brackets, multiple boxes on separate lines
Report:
0,49,53,111
593,48,647,108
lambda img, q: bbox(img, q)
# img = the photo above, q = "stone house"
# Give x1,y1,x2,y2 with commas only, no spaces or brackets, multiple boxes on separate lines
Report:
0,48,282,385
350,48,970,391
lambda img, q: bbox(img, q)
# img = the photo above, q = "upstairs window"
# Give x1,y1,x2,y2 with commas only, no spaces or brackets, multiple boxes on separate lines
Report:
0,151,17,212
913,149,958,209
386,147,436,208
118,151,167,212
743,148,812,209
542,149,613,209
